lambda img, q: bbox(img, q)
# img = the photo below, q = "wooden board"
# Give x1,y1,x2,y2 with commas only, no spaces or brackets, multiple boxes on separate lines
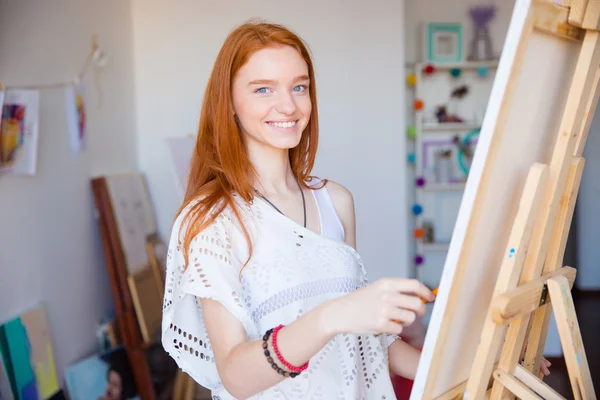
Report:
410,1,586,398
91,175,156,399
128,266,163,344
105,173,158,275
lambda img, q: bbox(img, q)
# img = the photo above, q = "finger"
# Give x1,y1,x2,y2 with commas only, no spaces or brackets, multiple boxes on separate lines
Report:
389,294,426,317
389,308,417,326
381,320,404,336
541,364,550,376
390,278,435,302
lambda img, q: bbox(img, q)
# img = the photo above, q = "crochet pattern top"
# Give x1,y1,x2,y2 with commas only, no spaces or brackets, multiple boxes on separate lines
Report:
161,182,399,399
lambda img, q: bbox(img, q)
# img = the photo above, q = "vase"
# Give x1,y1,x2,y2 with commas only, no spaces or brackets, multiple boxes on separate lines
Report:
468,26,493,61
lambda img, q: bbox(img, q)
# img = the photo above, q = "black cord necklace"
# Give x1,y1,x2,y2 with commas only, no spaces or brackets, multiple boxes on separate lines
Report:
254,179,306,228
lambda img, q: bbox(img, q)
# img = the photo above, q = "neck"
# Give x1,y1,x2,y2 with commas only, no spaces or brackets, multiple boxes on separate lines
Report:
248,143,298,195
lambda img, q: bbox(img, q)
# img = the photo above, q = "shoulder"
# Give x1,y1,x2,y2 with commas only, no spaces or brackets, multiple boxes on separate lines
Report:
172,196,234,238
323,179,355,212
322,179,357,247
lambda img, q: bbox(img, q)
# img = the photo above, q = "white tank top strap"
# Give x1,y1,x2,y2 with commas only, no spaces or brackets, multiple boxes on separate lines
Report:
307,177,346,242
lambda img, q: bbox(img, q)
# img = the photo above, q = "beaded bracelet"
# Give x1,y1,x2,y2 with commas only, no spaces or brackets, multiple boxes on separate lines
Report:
262,328,299,378
271,325,309,374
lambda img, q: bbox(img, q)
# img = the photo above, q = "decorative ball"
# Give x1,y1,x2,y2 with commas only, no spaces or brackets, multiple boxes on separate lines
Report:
407,73,417,86
412,204,423,215
407,125,416,138
450,68,462,78
477,67,489,77
423,64,435,75
407,153,416,164
414,99,424,111
415,255,424,265
416,177,426,187
414,228,425,239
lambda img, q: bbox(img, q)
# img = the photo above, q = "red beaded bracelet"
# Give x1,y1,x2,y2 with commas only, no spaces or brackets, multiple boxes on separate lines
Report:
271,324,309,373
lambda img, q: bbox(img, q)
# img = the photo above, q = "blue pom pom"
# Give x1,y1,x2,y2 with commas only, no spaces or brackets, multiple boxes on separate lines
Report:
412,204,423,215
477,67,489,77
407,153,416,164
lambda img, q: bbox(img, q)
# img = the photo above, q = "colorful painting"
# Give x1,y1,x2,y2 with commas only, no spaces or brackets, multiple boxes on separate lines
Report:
0,346,14,400
0,90,39,176
0,306,59,400
64,82,86,154
65,347,139,400
0,104,25,168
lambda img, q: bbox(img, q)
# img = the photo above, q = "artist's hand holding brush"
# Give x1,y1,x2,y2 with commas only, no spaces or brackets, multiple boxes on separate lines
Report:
326,278,435,336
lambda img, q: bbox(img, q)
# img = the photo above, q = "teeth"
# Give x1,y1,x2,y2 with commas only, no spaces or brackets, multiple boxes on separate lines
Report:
270,121,297,129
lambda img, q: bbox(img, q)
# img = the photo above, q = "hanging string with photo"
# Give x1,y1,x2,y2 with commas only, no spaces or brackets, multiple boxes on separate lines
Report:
0,35,108,176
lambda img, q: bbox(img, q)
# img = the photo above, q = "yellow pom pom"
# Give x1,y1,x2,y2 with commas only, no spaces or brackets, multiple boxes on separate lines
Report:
407,73,417,86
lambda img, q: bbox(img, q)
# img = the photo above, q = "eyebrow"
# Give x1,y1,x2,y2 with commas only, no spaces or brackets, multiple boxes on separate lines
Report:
247,75,310,87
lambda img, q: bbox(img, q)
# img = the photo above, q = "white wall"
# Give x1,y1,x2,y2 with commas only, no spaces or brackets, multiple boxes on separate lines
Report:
0,0,138,382
131,0,409,281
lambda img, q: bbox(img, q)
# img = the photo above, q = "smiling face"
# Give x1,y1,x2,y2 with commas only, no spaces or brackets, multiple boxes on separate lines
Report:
231,45,312,152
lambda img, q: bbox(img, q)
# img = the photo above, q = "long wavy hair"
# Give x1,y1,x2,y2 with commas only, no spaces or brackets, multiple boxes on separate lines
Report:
176,20,321,269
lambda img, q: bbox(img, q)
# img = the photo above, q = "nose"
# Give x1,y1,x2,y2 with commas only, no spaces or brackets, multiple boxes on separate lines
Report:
274,91,297,116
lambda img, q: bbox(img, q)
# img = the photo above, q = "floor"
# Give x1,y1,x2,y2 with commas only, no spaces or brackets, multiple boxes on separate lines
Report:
543,290,600,399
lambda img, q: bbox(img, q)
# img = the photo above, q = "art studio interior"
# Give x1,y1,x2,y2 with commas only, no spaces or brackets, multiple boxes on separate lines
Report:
1,0,598,399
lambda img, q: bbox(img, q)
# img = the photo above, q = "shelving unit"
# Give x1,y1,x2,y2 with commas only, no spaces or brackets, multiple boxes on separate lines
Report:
407,60,498,324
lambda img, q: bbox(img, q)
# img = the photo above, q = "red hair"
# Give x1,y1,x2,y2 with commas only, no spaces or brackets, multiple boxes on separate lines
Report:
176,20,321,269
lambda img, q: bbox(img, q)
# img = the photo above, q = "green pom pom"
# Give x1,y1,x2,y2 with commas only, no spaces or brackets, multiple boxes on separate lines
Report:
450,68,462,78
407,126,416,138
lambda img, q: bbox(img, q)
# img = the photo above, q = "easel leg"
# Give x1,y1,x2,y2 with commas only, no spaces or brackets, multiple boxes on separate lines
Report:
524,60,600,377
466,165,548,399
547,276,596,400
523,158,584,376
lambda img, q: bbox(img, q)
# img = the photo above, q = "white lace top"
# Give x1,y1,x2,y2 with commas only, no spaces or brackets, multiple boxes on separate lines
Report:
161,181,399,399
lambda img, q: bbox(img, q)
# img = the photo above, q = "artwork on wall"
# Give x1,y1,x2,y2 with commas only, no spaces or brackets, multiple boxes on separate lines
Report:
424,23,464,63
0,90,40,176
0,305,60,400
64,81,87,154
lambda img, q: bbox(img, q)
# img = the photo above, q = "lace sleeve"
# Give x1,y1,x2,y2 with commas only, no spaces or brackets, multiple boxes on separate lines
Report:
161,206,258,391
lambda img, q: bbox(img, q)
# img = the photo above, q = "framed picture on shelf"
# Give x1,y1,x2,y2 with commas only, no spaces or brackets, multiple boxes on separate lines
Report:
423,22,464,63
420,135,478,185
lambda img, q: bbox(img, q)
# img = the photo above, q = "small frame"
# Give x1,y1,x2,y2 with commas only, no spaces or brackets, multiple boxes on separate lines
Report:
424,23,464,63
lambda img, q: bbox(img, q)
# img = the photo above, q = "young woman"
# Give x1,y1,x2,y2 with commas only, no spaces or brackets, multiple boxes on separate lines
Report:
161,20,435,399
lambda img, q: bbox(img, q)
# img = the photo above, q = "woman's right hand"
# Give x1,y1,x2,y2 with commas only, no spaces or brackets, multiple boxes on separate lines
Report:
325,278,435,336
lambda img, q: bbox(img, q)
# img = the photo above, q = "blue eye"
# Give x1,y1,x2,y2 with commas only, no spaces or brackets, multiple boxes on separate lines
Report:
256,87,269,94
294,85,307,92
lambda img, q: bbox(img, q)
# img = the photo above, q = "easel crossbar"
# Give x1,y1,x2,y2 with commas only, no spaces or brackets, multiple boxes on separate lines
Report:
491,266,576,325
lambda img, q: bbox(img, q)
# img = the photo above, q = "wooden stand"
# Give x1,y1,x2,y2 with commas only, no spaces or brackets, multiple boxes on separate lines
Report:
91,174,179,400
434,1,600,399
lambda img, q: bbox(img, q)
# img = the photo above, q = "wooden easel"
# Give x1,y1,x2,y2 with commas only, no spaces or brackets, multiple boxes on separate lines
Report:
432,1,600,399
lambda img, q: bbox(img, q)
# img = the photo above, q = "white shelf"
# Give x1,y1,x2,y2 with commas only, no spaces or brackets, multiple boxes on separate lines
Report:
415,60,500,70
422,122,481,132
419,243,450,252
420,183,466,192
